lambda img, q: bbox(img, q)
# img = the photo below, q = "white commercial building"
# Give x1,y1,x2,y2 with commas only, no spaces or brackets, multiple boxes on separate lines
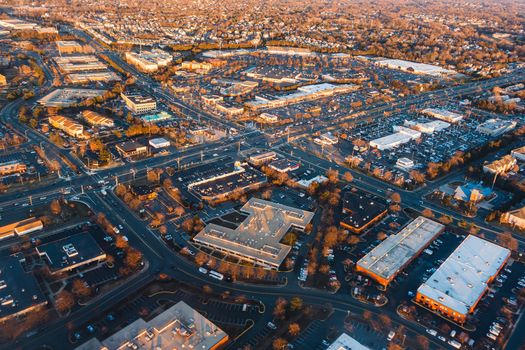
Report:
404,120,450,134
356,217,444,286
416,235,510,323
374,58,457,77
327,333,370,350
149,137,170,149
476,118,517,136
421,108,464,123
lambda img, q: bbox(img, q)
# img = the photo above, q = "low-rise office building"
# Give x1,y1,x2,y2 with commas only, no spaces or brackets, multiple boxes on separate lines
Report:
121,92,157,114
75,301,228,350
36,233,106,275
194,198,314,269
356,216,444,287
340,190,388,233
416,235,510,323
116,141,148,158
54,55,106,73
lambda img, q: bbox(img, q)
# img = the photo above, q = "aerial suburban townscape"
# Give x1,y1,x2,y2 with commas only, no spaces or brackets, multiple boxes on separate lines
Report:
0,0,524,349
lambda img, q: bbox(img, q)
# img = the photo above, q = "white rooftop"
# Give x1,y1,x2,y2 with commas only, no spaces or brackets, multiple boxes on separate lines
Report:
417,235,510,316
327,333,370,350
357,216,444,282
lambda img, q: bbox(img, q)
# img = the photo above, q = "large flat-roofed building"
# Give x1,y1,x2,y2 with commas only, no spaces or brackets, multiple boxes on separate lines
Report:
56,40,84,55
476,118,517,136
75,301,228,350
416,235,510,323
0,160,27,176
54,55,106,73
373,58,457,77
194,198,314,269
369,132,413,150
356,216,444,287
125,49,173,72
36,233,106,275
340,190,388,233
327,333,370,350
188,164,266,202
0,18,37,30
38,88,106,107
0,253,47,323
268,159,300,173
82,110,114,127
421,108,463,123
246,83,359,110
115,141,148,158
121,92,157,114
48,115,84,138
68,71,121,84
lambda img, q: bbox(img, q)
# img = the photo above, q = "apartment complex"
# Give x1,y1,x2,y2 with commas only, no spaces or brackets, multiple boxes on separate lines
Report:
48,115,84,138
82,110,114,127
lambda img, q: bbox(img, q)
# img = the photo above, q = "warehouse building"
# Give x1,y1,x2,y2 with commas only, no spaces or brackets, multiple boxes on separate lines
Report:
356,216,444,287
75,301,228,350
194,198,314,269
416,235,510,323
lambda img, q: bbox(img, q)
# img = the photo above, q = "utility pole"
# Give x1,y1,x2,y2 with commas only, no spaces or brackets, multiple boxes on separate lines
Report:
200,150,204,162
29,196,32,206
